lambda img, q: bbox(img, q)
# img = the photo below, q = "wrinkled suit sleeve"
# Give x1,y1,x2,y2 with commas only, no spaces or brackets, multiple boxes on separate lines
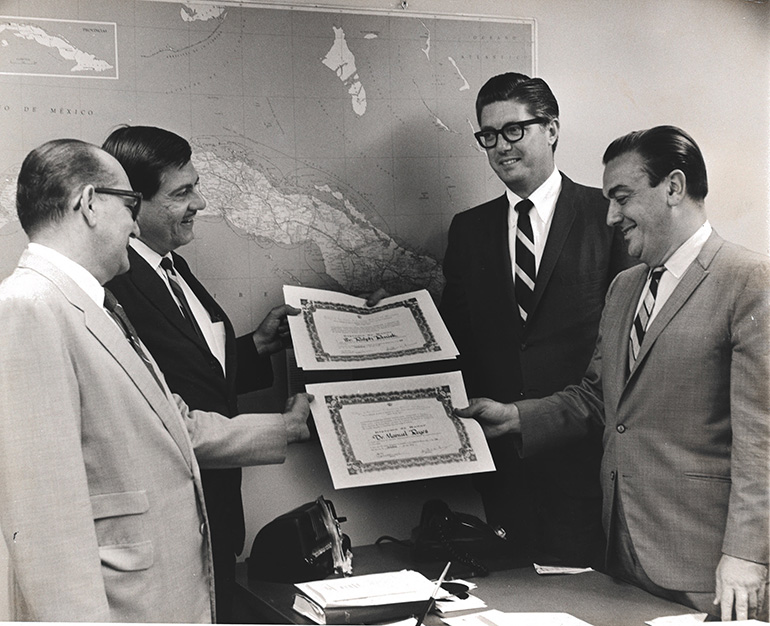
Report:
439,214,475,382
515,280,612,458
235,332,274,394
173,395,288,469
721,262,770,563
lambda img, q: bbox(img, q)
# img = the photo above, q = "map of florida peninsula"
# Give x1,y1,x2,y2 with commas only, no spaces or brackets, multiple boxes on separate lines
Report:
0,21,114,74
322,26,367,116
192,142,444,297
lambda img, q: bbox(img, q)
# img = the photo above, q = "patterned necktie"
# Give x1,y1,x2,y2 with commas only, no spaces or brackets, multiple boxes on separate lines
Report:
160,256,206,343
514,198,536,326
103,288,165,390
629,267,665,368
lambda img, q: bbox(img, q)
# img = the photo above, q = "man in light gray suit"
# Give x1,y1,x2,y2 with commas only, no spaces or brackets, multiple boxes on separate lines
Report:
456,126,769,621
0,138,312,622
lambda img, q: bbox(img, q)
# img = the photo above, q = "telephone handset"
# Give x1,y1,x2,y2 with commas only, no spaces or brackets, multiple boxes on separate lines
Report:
410,499,507,577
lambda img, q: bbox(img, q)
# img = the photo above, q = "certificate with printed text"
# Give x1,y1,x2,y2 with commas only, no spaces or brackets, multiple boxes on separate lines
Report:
306,372,495,489
284,286,458,370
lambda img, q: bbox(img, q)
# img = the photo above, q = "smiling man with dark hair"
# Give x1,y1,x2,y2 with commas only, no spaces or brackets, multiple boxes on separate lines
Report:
457,125,769,621
440,72,632,568
103,125,304,622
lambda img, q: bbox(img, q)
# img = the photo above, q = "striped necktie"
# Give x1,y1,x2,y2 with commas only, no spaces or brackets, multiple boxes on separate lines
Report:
629,267,665,369
103,288,165,390
160,256,206,343
514,198,536,326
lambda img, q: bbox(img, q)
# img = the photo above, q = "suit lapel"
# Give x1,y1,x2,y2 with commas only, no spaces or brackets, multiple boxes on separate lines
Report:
628,234,722,379
610,266,648,394
483,194,523,336
85,308,196,469
531,174,577,318
127,248,210,350
21,252,196,469
171,252,227,325
171,252,236,377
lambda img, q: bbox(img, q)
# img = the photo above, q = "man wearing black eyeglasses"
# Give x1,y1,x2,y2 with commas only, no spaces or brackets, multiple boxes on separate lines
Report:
440,73,632,568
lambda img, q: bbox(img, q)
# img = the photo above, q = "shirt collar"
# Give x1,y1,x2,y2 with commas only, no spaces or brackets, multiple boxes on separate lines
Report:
505,166,562,224
27,242,105,307
130,237,170,271
661,221,712,279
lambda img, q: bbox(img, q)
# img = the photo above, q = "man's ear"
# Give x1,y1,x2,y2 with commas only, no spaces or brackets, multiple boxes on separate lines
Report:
77,185,98,227
546,117,560,148
665,169,686,206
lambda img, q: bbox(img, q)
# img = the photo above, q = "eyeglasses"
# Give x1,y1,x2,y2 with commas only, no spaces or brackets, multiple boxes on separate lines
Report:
474,118,547,149
94,187,143,221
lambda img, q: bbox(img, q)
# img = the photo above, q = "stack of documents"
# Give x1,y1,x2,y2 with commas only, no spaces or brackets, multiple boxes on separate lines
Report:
292,569,436,624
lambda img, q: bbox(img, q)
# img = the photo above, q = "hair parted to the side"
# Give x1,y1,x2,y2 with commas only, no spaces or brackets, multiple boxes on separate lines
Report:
102,125,192,201
16,139,112,236
602,125,708,201
475,72,560,151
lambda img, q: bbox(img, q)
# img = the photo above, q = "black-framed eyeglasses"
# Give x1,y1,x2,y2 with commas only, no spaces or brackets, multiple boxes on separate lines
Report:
94,187,143,221
474,118,547,149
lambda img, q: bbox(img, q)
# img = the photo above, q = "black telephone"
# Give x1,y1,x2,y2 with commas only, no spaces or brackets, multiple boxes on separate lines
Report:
410,499,507,577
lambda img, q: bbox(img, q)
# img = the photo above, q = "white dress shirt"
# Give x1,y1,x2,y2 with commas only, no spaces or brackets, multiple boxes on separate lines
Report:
506,167,562,279
130,239,227,373
633,221,712,327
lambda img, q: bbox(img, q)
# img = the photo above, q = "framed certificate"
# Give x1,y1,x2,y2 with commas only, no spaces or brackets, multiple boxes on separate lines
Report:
306,372,494,489
284,286,458,370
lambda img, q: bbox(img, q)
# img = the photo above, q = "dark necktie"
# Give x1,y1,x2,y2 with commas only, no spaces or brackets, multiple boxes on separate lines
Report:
160,256,206,343
629,267,665,368
103,288,165,390
514,199,536,326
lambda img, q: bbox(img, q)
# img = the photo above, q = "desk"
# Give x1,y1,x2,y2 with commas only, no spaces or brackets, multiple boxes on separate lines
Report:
235,543,697,625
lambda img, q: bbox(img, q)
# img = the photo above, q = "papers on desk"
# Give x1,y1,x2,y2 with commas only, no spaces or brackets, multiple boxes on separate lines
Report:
292,569,437,624
284,286,458,370
435,593,487,615
533,563,594,575
306,372,494,489
442,609,594,625
647,614,765,625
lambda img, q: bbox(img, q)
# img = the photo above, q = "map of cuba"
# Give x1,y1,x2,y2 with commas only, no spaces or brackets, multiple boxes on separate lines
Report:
192,140,444,297
0,139,443,296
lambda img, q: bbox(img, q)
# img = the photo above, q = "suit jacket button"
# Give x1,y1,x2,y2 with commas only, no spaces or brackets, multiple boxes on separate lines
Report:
616,424,626,433
610,470,616,480
520,343,527,351
200,522,206,536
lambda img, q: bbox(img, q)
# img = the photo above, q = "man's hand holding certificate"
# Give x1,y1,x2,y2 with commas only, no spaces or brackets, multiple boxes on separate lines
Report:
283,286,494,489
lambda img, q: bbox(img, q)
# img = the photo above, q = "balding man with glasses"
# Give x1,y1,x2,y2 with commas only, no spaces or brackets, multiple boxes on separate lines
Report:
439,72,632,568
0,139,312,622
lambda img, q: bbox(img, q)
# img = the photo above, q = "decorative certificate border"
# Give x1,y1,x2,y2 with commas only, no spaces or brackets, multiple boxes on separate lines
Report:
301,297,440,362
325,385,478,476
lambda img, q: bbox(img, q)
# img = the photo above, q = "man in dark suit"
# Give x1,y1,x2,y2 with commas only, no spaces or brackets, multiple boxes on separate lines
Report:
456,125,769,621
103,126,298,622
440,73,631,567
